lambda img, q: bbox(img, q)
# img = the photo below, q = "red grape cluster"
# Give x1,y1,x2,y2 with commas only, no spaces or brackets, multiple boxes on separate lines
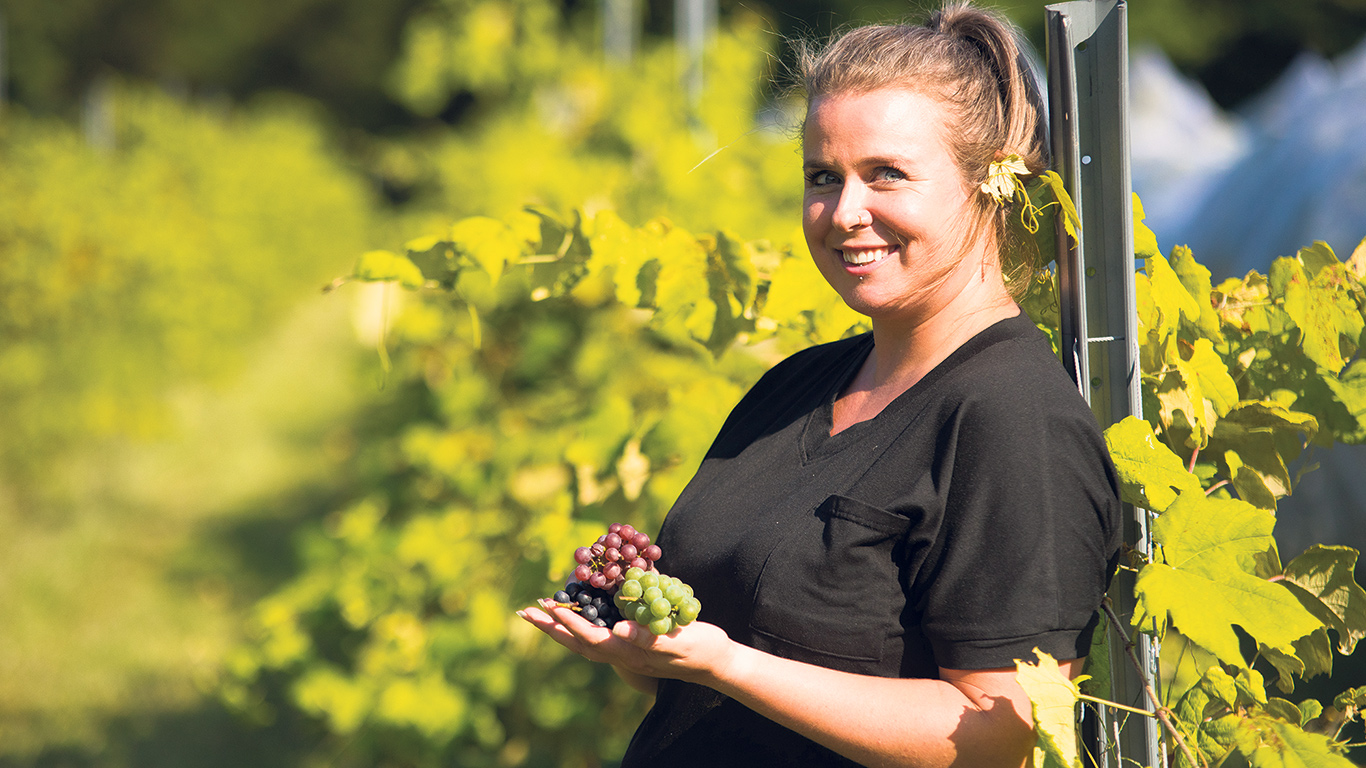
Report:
571,522,662,591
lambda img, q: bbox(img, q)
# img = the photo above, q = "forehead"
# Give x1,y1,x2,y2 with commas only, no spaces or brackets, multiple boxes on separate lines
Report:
802,88,958,162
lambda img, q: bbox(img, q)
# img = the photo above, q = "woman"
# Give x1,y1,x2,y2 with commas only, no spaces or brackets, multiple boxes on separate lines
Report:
518,4,1121,766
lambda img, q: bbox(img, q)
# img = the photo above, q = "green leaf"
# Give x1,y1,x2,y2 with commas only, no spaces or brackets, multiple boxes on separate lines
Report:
1134,194,1161,261
1275,245,1365,374
1133,493,1322,666
1148,252,1202,341
1298,699,1324,726
1281,545,1366,655
353,250,426,289
1016,649,1083,768
450,216,524,283
1234,714,1357,768
1322,359,1366,441
1172,666,1242,768
1211,401,1319,446
1188,339,1240,418
1103,416,1203,511
1292,628,1335,682
1266,698,1305,725
1259,642,1305,694
1171,245,1225,341
1347,236,1366,278
1221,439,1287,510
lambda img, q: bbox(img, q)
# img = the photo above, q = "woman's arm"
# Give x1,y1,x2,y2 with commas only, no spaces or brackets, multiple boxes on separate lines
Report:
518,603,1075,768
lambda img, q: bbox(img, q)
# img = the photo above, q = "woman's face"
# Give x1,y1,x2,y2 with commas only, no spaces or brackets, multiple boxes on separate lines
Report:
802,88,985,325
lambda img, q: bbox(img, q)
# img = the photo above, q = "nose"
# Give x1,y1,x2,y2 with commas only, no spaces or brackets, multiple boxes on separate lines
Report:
830,181,871,231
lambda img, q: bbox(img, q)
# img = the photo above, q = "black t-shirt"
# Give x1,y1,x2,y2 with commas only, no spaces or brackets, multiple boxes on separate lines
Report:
620,312,1122,767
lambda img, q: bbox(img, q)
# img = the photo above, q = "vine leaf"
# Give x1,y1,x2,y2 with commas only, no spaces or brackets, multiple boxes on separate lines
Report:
1281,545,1366,655
1103,416,1202,511
354,250,426,289
1170,245,1224,341
1133,194,1161,260
1347,235,1366,278
1322,359,1366,442
1147,252,1202,341
1171,666,1246,768
1132,493,1322,667
1272,245,1364,374
1015,649,1083,768
1259,628,1335,693
1233,714,1357,767
450,216,523,283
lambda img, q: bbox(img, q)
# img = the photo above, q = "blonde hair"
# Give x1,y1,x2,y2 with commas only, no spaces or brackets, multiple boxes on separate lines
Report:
795,2,1049,294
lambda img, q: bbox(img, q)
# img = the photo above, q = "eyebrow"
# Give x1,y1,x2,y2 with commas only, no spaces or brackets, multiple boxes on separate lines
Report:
802,155,913,171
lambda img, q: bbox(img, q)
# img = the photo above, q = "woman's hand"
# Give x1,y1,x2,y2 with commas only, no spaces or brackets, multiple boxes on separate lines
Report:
516,602,738,687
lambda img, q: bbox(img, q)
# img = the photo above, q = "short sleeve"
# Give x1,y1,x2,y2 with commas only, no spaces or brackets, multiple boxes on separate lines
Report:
914,350,1122,670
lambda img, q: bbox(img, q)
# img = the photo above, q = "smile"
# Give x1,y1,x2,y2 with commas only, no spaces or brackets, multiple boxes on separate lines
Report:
838,246,897,266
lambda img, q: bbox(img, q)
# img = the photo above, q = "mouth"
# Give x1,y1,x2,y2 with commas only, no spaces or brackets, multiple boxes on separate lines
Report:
837,245,897,266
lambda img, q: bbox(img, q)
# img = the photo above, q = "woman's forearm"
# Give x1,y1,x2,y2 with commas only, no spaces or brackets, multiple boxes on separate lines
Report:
701,644,1036,768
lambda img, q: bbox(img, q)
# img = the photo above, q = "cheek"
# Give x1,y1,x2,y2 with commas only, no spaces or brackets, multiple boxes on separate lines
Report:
802,199,829,237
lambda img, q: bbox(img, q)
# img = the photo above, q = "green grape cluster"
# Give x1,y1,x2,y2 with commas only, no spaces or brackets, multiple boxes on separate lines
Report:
612,567,702,636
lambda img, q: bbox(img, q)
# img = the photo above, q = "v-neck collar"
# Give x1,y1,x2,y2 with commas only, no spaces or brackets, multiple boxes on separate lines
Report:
799,313,1034,462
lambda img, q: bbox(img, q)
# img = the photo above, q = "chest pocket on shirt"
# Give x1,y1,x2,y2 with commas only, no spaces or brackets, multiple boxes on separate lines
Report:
749,494,912,665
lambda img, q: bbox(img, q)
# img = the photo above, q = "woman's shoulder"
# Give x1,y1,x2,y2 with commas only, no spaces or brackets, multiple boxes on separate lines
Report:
927,315,1101,438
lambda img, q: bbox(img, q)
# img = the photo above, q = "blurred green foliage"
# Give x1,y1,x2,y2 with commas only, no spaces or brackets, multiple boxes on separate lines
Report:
0,85,377,496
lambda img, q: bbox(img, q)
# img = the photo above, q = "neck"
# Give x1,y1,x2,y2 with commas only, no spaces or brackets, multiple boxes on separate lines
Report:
865,266,1019,391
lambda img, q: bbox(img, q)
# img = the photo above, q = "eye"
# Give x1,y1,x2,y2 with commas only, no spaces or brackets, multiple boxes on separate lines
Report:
805,170,840,187
873,166,907,182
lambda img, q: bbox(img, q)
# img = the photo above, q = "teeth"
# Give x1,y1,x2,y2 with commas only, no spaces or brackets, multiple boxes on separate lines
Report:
841,246,893,265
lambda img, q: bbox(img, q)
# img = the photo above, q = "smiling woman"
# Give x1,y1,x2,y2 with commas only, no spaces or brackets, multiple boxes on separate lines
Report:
518,4,1122,767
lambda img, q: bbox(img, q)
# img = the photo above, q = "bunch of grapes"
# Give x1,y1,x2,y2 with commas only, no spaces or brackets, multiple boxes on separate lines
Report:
613,567,702,635
549,581,621,628
546,522,701,633
571,522,662,591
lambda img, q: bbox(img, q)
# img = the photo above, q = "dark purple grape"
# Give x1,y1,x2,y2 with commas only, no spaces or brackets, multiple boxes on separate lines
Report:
643,544,662,561
592,618,609,627
581,605,599,621
553,590,571,603
574,547,593,565
576,591,593,606
573,564,592,582
565,581,582,597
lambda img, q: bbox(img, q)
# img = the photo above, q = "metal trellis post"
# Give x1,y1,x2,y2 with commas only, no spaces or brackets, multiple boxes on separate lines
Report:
1044,2,1162,767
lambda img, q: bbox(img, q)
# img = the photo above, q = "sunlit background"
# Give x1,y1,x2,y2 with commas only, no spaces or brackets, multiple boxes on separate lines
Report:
2,0,1365,765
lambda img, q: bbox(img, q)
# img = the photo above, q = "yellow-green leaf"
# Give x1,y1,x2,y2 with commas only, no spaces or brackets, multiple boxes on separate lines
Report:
1133,493,1322,666
1147,252,1202,341
1015,649,1083,768
354,250,426,289
1171,245,1224,341
1103,416,1203,511
450,216,523,283
1282,545,1366,655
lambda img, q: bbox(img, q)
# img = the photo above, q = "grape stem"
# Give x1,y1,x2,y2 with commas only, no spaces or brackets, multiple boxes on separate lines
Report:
1100,597,1205,768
